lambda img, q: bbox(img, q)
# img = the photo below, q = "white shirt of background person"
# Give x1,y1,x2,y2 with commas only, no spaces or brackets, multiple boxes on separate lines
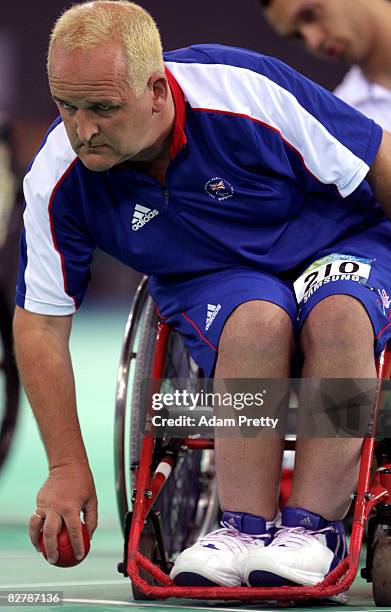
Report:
335,66,391,132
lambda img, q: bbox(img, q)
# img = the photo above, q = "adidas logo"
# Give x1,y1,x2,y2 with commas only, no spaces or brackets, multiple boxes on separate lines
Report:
300,516,313,527
205,303,221,331
132,204,159,231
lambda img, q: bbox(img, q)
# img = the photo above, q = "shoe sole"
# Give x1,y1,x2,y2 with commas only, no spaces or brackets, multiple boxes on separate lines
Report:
247,570,348,605
171,558,241,587
173,572,220,587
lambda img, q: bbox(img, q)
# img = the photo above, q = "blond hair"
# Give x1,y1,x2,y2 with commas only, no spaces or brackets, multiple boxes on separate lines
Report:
48,1,164,96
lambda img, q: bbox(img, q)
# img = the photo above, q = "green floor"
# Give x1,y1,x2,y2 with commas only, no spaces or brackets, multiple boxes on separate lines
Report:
0,307,387,611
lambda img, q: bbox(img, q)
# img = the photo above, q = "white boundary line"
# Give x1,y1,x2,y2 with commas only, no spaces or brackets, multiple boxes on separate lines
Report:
0,585,384,611
62,600,288,610
0,580,125,588
0,589,384,611
63,599,388,612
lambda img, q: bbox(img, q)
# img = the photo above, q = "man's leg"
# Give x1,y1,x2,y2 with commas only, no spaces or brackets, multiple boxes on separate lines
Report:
214,299,294,520
243,295,374,591
171,299,295,586
290,295,375,519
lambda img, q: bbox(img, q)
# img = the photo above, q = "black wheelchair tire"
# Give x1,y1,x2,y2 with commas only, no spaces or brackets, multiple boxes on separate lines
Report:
114,279,219,600
0,290,19,471
372,535,391,606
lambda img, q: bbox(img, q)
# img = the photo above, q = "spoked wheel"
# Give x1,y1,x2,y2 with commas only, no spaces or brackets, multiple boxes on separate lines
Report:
114,278,219,600
0,290,19,471
372,535,391,606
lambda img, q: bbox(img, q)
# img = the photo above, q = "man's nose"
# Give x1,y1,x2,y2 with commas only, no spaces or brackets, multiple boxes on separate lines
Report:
300,25,326,53
75,111,99,144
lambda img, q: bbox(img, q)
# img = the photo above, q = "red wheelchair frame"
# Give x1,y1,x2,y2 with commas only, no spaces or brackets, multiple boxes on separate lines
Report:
118,288,391,603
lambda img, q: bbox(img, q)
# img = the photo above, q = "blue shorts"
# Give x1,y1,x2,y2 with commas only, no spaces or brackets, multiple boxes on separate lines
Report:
149,224,391,378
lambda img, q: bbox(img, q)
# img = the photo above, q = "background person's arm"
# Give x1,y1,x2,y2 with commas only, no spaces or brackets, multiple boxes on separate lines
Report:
368,130,391,220
13,306,97,564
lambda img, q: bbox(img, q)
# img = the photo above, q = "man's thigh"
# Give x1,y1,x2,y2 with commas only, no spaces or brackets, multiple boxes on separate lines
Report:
294,222,391,357
150,266,297,378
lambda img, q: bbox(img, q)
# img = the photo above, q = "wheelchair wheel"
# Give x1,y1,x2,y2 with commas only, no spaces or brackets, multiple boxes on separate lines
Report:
372,535,391,606
0,290,19,471
114,278,219,599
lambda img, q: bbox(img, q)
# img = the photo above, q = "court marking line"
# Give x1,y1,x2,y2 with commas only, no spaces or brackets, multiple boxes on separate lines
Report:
63,601,284,611
0,580,125,588
63,600,385,612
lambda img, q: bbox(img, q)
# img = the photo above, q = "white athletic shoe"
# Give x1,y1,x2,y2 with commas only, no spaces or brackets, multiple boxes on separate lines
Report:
243,507,348,603
170,511,277,587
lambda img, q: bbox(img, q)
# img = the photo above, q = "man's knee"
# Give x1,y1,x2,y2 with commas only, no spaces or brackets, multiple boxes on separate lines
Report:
300,295,374,355
218,300,294,360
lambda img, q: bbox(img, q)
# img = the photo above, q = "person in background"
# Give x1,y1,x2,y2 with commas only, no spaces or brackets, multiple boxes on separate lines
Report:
259,0,391,129
0,115,21,471
0,114,21,310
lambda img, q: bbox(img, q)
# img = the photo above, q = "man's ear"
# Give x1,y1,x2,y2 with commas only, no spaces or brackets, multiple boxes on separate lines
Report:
148,73,169,113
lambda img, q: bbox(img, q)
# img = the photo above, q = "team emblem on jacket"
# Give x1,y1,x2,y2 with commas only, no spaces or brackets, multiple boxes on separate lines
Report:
205,177,234,201
132,203,159,231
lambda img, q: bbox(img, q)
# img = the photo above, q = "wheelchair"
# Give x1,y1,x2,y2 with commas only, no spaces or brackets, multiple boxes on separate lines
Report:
114,275,391,604
0,120,20,473
0,288,19,471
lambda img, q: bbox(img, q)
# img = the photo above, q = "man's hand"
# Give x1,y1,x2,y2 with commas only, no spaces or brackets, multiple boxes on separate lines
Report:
13,308,97,563
29,463,97,564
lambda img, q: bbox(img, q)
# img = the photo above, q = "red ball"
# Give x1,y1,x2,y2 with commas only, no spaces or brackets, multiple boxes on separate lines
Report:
39,522,90,567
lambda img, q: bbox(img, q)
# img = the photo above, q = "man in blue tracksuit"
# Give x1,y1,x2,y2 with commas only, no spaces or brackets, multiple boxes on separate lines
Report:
14,0,391,595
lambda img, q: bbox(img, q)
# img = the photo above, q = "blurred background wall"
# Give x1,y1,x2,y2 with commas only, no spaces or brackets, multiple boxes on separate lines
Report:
1,0,348,305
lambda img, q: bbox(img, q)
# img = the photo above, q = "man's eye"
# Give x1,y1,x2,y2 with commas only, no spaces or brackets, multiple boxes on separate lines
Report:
95,105,114,112
301,8,318,23
59,101,76,112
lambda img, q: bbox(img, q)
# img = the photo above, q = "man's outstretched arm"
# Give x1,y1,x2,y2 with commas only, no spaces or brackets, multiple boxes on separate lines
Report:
13,306,97,563
368,129,391,220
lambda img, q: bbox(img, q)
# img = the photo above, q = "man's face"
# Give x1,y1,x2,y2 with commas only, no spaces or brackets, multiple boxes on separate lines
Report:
263,0,372,64
48,41,157,171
